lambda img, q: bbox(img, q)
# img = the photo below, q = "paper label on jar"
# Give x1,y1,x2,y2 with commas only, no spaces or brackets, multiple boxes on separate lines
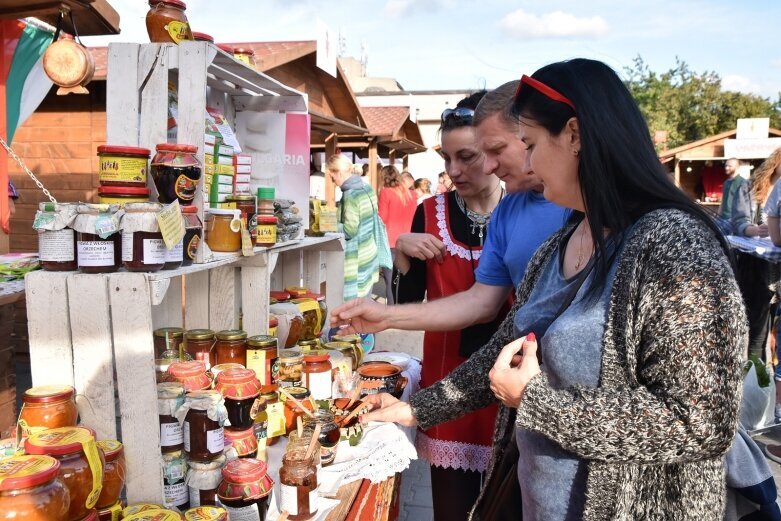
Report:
280,484,318,516
266,402,286,438
206,427,224,454
164,481,189,507
183,420,191,452
188,486,201,507
256,224,276,245
246,349,267,384
165,20,191,44
223,504,260,521
305,370,332,400
160,421,183,446
121,231,133,262
39,229,75,262
77,240,115,266
165,240,184,262
143,238,167,264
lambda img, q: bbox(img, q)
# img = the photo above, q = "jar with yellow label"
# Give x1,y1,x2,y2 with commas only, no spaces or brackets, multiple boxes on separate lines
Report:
255,215,277,247
292,298,322,341
182,205,202,266
0,455,69,521
246,335,278,392
184,505,228,520
278,350,304,388
232,47,256,67
18,385,78,438
97,145,150,187
205,209,241,252
146,0,193,44
226,194,257,245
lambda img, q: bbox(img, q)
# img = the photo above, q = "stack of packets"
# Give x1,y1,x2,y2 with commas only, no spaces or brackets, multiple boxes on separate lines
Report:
203,107,249,209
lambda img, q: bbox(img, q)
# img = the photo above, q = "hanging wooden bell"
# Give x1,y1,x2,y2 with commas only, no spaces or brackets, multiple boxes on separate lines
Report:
42,10,95,95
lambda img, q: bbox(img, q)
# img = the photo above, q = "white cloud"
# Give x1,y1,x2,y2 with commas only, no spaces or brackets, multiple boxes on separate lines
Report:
383,0,442,17
722,74,761,95
499,9,609,40
771,59,781,69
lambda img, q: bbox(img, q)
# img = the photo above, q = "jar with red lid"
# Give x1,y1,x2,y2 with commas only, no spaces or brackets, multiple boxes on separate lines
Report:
158,382,185,453
226,194,257,245
215,329,248,367
24,427,106,521
121,202,165,272
34,202,78,271
186,456,225,508
223,427,258,459
97,500,124,521
285,286,309,298
191,32,214,43
151,144,201,205
216,458,273,519
97,145,150,187
184,505,228,521
282,387,315,435
246,335,278,393
177,391,227,462
145,0,193,44
73,203,122,274
182,205,202,266
0,454,69,520
255,215,277,247
98,185,151,205
232,47,256,67
167,361,211,392
184,329,216,370
214,368,261,430
18,385,78,439
303,351,332,400
279,450,318,521
96,440,125,510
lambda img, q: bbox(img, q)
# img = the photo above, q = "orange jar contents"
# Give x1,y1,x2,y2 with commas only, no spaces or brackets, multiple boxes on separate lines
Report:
96,440,125,509
145,0,193,44
214,368,261,431
34,202,78,272
184,329,216,370
154,327,184,359
226,194,257,245
18,385,78,438
98,185,150,205
181,391,226,462
167,361,211,392
121,202,166,272
0,455,69,521
24,427,105,521
215,330,248,367
257,391,282,447
303,351,332,400
246,335,278,392
73,203,122,274
282,387,315,435
97,145,149,187
255,215,277,247
216,459,274,519
279,450,318,521
204,209,241,252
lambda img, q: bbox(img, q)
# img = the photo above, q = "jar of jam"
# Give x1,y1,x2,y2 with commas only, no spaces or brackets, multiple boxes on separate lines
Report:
186,456,225,508
151,144,201,204
286,431,321,469
191,32,214,43
125,508,182,521
214,368,261,430
302,410,340,466
255,215,277,247
167,361,211,392
223,427,258,459
97,500,124,521
303,351,332,400
73,203,122,274
179,390,227,462
163,236,184,270
210,363,244,381
182,205,202,266
278,350,304,388
204,209,242,252
184,506,229,521
145,0,193,44
232,47,256,67
34,202,78,271
216,459,274,520
153,327,184,359
24,427,106,521
156,350,192,383
226,194,257,245
279,450,318,521
270,301,305,348
246,335,278,392
292,298,322,341
18,385,78,439
96,440,125,509
162,450,188,510
332,335,364,367
121,202,166,272
256,391,283,448
97,145,149,187
324,341,360,372
215,329,248,366
303,293,327,335
98,185,151,205
0,455,69,520
184,329,216,370
157,382,185,453
282,387,315,435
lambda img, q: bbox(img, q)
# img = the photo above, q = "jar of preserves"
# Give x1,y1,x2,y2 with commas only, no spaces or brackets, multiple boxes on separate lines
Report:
151,144,201,204
302,410,339,466
73,203,122,274
270,301,305,348
153,327,184,359
204,209,241,252
156,350,192,383
124,508,182,521
167,361,211,392
223,427,258,459
97,500,123,521
278,350,303,388
97,145,150,187
332,334,364,367
324,341,361,371
214,368,261,430
178,390,227,462
96,440,125,509
214,329,248,367
279,450,318,521
292,297,322,341
182,205,202,266
24,427,106,521
184,329,216,370
303,351,332,400
297,339,319,350
191,32,214,43
232,47,256,67
161,450,188,510
184,506,228,521
216,459,273,520
303,293,327,336
157,382,185,453
210,363,244,381
226,194,257,245
285,431,321,469
246,335,278,392
98,185,151,205
18,385,78,439
282,387,315,435
256,391,283,448
255,215,277,247
33,202,78,271
186,456,225,508
163,236,183,270
0,455,69,521
145,0,193,44
121,202,166,272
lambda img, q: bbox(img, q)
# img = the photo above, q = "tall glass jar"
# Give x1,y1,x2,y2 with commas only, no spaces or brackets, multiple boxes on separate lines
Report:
73,203,122,273
184,329,216,370
34,202,78,271
186,455,225,507
145,0,194,44
279,450,318,521
96,440,125,509
177,391,227,462
18,385,78,439
151,144,201,205
0,455,69,521
182,205,202,266
158,382,185,453
246,335,278,392
215,330,248,367
216,459,274,520
154,327,184,359
278,350,303,388
214,368,261,430
121,202,165,272
302,351,332,400
162,450,188,511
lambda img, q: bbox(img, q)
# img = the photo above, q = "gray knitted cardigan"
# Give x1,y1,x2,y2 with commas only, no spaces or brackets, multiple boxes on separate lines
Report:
409,209,746,520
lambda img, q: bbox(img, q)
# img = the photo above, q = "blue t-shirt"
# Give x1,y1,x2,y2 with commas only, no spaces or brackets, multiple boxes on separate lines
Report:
476,191,569,287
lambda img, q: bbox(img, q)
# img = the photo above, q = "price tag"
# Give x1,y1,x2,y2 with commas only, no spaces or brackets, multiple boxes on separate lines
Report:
156,201,186,250
240,220,255,257
94,214,120,239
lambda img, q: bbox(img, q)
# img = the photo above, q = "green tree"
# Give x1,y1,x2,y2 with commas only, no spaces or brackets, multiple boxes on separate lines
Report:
624,56,781,150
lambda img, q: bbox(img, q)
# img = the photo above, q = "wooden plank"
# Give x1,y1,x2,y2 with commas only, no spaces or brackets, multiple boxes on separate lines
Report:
184,271,209,329
208,265,236,332
301,250,323,296
25,271,74,387
324,248,345,311
152,275,183,329
278,250,303,290
137,44,170,154
324,479,362,521
108,272,164,504
106,43,140,145
240,263,270,337
67,274,117,440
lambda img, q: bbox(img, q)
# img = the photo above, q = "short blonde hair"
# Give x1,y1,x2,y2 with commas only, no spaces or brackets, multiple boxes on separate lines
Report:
325,154,352,174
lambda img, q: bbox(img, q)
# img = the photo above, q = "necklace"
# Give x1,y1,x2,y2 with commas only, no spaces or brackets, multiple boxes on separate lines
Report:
455,184,504,245
574,223,593,270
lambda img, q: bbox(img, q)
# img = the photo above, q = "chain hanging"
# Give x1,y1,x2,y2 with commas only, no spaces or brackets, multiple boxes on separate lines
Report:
0,135,57,203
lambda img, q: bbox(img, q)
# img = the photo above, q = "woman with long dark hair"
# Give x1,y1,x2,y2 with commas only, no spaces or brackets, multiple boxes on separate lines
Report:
357,59,745,520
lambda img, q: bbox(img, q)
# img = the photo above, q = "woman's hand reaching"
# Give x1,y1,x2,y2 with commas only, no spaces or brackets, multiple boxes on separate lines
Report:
360,393,418,427
489,333,541,408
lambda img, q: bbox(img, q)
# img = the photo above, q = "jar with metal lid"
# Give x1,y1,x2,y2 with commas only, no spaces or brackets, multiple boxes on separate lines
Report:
96,440,125,509
297,339,320,350
216,459,274,520
177,390,227,462
72,203,122,273
146,0,193,44
153,327,184,359
278,350,304,388
223,427,258,459
182,205,202,266
97,145,150,187
158,382,185,453
232,47,256,67
324,341,361,371
33,202,78,271
185,455,225,508
151,144,201,204
0,454,69,521
215,329,248,366
302,410,339,466
214,368,261,430
162,450,188,510
303,351,332,400
167,361,211,392
279,450,318,521
156,350,192,383
255,215,277,247
184,505,228,521
24,426,106,521
282,387,315,435
332,334,365,367
226,194,257,245
246,335,278,392
121,202,166,272
292,298,322,341
125,508,182,521
18,385,78,439
98,185,151,205
204,209,241,252
256,391,282,447
184,329,216,370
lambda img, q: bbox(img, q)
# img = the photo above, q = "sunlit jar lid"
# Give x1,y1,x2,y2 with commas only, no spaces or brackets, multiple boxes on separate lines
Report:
216,329,247,341
23,385,75,404
284,286,309,297
247,335,276,348
167,361,211,392
185,328,215,340
123,508,183,521
0,455,60,490
303,350,330,363
96,440,123,462
210,363,244,379
24,426,96,456
184,506,229,521
215,368,261,399
279,349,303,363
269,290,290,301
154,327,185,339
191,32,214,43
122,504,163,517
217,458,273,500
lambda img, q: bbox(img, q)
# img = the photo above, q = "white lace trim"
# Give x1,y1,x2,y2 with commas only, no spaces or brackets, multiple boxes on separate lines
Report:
415,431,492,472
435,194,482,261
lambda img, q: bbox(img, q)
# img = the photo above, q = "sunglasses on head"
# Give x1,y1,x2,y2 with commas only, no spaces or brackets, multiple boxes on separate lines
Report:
441,107,474,124
515,74,576,112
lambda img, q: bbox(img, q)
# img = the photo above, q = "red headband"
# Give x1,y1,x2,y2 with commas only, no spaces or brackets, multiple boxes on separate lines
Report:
515,74,576,112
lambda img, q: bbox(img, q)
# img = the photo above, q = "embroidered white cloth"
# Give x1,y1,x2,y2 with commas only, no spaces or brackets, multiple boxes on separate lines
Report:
435,194,482,261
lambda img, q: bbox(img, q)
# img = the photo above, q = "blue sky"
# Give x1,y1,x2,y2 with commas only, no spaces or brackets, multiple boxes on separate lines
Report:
84,0,780,99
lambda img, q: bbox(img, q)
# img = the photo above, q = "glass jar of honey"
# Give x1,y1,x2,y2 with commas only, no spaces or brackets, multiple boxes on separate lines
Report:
204,209,241,253
18,385,78,439
184,329,216,370
146,0,193,45
279,450,318,521
225,194,257,245
96,440,125,509
0,455,70,521
214,330,248,367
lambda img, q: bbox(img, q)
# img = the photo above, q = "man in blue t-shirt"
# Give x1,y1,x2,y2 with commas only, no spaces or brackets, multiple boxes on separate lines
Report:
330,80,568,333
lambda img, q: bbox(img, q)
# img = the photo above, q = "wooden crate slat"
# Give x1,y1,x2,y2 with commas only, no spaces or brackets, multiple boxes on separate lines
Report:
233,94,308,113
241,263,270,337
324,248,345,312
208,265,236,332
152,275,184,329
106,43,140,146
138,44,171,157
183,270,209,329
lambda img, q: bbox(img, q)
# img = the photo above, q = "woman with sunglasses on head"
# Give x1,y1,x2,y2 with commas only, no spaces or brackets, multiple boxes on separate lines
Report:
392,90,512,520
363,59,745,520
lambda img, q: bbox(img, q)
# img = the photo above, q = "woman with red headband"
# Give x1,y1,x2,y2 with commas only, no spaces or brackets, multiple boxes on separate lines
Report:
360,59,745,520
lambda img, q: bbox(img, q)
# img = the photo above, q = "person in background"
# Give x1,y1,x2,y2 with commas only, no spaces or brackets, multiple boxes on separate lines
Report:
8,180,17,217
401,171,415,190
436,171,453,193
720,158,747,221
360,163,373,186
378,165,417,305
413,178,433,204
309,162,326,200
